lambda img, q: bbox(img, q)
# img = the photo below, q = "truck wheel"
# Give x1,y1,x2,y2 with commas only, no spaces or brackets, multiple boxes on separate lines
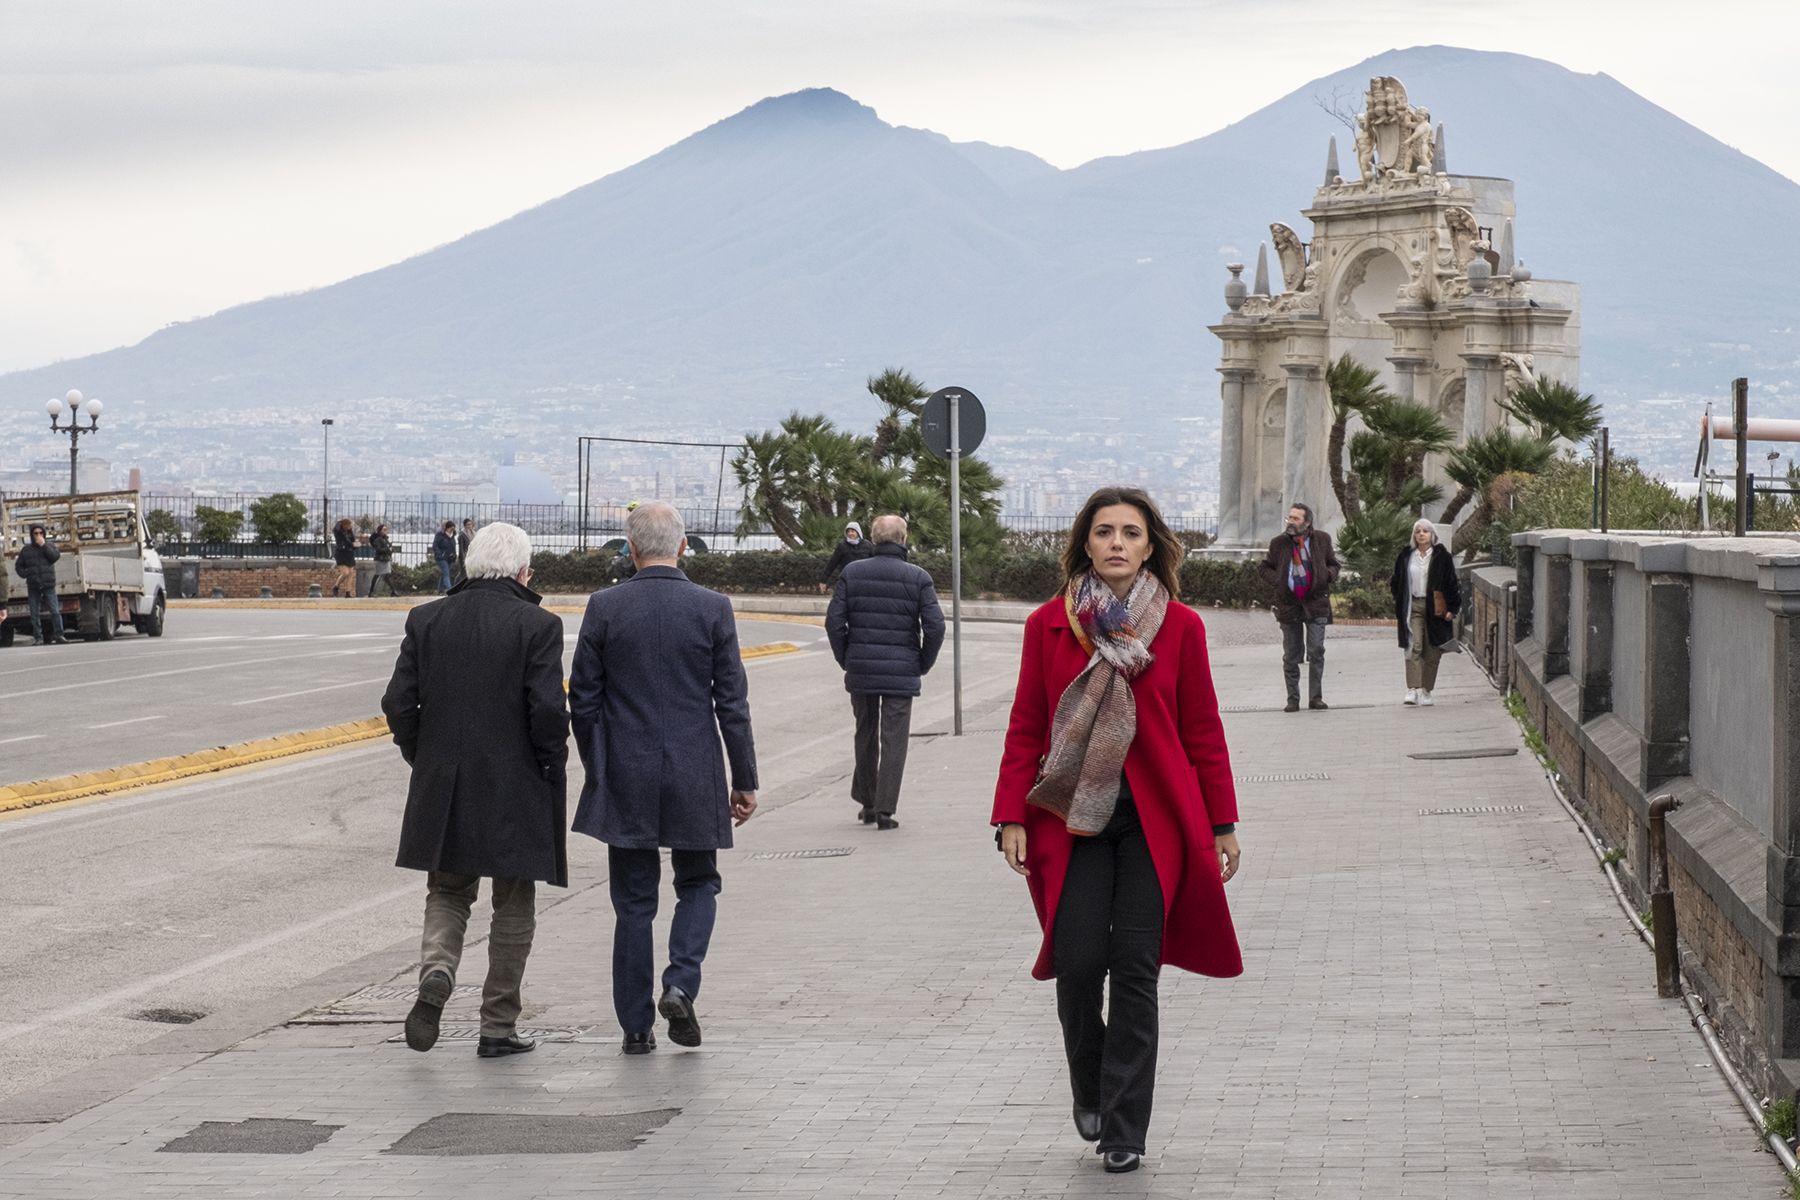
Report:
80,596,118,641
97,599,118,641
139,594,166,637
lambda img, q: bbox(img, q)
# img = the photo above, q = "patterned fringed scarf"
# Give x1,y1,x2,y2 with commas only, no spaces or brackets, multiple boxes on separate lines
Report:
1026,568,1170,835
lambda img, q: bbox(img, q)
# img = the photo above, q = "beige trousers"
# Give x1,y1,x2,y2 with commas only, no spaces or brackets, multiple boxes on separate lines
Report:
420,872,537,1038
1405,607,1443,691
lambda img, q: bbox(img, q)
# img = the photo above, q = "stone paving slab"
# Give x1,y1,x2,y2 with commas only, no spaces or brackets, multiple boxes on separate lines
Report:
0,631,1783,1197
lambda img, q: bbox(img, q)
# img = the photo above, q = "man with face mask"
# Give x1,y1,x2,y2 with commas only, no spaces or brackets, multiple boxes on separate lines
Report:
1257,503,1341,712
818,520,873,594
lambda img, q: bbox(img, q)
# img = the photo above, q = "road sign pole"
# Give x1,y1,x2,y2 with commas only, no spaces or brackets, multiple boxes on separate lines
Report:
949,390,964,737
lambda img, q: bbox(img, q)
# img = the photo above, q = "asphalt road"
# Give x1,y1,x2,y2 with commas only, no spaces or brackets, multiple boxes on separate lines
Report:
0,615,1030,1108
0,608,830,786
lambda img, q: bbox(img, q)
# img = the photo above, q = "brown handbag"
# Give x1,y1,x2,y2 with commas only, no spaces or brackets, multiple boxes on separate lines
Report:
1433,590,1449,618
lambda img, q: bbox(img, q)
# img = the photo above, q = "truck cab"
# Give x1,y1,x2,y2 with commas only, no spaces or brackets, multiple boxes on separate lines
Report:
1,491,167,646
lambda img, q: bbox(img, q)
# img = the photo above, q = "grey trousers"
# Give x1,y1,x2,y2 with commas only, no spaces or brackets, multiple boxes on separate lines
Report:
420,872,536,1038
1281,618,1328,702
850,693,913,816
1405,608,1444,691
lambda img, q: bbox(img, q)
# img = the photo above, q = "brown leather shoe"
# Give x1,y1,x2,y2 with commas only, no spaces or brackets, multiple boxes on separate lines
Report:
1283,699,1300,713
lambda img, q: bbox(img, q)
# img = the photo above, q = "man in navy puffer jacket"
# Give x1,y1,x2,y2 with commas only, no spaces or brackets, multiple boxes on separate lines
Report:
825,514,945,830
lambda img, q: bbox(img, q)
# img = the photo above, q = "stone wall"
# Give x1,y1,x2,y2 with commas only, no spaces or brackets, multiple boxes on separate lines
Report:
194,558,337,599
1492,530,1800,1101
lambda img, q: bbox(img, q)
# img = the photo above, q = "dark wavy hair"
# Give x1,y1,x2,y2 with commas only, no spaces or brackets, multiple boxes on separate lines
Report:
1060,486,1184,599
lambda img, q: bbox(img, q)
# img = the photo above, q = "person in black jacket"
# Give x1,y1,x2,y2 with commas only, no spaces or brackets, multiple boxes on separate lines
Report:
1389,518,1462,707
432,522,457,593
382,521,570,1058
368,524,396,596
330,518,358,598
17,524,67,645
454,518,476,583
825,514,946,830
817,521,872,594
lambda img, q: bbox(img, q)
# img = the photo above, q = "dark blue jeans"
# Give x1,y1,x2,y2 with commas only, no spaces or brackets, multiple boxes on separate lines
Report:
607,846,722,1035
435,559,453,593
27,585,64,642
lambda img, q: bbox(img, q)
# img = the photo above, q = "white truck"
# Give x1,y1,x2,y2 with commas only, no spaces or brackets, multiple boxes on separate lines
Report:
1,490,167,646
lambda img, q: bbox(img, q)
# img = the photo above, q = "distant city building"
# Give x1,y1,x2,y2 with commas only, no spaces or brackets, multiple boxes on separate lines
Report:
1210,75,1581,545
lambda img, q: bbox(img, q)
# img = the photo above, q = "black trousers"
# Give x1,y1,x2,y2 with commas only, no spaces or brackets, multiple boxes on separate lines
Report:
608,846,722,1035
1052,795,1165,1154
849,693,912,816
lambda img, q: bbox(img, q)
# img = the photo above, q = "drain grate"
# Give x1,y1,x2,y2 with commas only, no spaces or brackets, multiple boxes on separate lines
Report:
386,1109,680,1156
131,1007,208,1025
1409,748,1520,761
746,847,856,861
383,1024,590,1045
1234,771,1329,784
294,983,482,1024
1221,703,1377,713
160,1118,341,1155
1418,805,1528,816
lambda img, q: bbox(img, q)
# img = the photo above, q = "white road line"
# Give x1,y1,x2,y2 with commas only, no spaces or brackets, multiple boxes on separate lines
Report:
0,734,47,746
3,650,362,699
231,677,392,706
87,715,167,730
0,880,421,1044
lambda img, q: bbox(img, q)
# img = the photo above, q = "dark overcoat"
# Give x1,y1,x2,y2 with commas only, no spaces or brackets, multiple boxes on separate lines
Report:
382,576,571,885
568,565,758,851
825,543,946,696
1389,542,1463,649
1256,529,1340,623
16,538,60,592
992,599,1243,981
332,525,356,567
820,535,872,584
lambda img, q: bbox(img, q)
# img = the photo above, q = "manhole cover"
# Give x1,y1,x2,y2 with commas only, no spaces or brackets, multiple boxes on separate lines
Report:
1418,805,1528,816
1408,747,1520,761
382,1024,590,1045
160,1118,341,1154
131,1007,207,1025
746,847,856,861
386,1109,679,1155
1234,771,1330,784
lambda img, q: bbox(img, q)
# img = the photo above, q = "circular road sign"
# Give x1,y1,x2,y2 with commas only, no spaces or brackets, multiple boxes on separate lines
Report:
920,387,987,459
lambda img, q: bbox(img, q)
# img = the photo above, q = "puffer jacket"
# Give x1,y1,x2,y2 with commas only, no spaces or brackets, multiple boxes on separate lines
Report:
825,542,946,696
332,525,356,567
16,538,60,592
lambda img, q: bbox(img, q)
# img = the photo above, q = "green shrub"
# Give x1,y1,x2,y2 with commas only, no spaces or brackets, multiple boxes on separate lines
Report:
249,493,309,544
1178,558,1265,608
684,551,829,593
193,505,244,543
1332,585,1390,620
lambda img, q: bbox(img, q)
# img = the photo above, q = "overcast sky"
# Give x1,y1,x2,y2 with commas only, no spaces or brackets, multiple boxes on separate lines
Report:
4,0,1796,375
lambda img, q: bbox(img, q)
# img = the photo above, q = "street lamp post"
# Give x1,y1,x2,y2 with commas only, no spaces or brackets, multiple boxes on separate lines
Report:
46,389,103,495
321,418,335,539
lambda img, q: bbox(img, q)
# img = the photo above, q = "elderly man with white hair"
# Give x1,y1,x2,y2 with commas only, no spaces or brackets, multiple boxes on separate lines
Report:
383,521,570,1059
570,501,759,1055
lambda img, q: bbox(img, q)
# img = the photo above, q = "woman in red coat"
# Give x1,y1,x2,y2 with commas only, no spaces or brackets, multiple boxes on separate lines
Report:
991,486,1242,1174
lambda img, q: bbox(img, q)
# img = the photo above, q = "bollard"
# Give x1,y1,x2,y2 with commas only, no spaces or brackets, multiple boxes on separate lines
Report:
307,583,321,598
210,586,225,599
261,585,275,599
1649,794,1684,998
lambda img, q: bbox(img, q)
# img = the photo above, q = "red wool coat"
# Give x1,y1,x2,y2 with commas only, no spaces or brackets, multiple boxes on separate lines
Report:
991,598,1243,981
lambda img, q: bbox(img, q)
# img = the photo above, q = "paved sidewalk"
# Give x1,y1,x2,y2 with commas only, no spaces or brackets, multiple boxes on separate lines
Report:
0,632,1780,1197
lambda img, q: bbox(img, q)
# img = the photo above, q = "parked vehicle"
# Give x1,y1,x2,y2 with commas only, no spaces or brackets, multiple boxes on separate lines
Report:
1,491,167,646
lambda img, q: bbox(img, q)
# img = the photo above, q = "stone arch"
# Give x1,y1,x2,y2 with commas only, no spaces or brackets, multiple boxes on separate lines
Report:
1255,386,1287,537
1328,238,1414,324
1436,377,1467,439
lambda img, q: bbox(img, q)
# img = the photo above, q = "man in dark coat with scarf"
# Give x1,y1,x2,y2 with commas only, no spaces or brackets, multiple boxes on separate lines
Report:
569,501,758,1055
382,521,569,1058
17,524,68,644
1257,502,1341,712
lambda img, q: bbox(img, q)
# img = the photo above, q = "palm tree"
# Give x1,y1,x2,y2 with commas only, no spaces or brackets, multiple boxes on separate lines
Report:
868,367,930,465
1356,400,1455,507
1442,430,1556,556
732,413,866,549
1500,379,1602,445
1325,355,1393,521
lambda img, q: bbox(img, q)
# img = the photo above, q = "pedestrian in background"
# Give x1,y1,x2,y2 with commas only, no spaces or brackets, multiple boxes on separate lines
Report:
432,521,457,594
569,501,758,1056
330,517,358,598
1389,518,1461,707
991,485,1242,1174
454,518,476,583
817,520,871,594
17,524,68,645
825,514,943,829
1257,502,1340,712
382,522,569,1059
368,523,397,596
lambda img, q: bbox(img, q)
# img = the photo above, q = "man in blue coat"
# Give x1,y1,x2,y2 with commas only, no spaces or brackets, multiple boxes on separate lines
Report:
569,502,758,1055
825,514,945,830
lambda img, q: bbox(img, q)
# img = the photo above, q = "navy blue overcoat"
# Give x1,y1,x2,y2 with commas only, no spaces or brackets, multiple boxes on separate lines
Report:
568,566,759,850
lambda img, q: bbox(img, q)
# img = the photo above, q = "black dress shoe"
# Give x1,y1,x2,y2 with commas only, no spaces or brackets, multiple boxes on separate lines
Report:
858,807,875,824
404,968,453,1053
875,815,899,831
477,1033,536,1058
621,1030,656,1055
1309,697,1330,710
1103,1150,1142,1173
1072,1106,1102,1142
1283,699,1300,713
658,984,701,1047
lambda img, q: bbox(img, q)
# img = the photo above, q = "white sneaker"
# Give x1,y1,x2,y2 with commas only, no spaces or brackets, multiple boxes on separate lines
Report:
1403,690,1418,705
1419,691,1435,706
